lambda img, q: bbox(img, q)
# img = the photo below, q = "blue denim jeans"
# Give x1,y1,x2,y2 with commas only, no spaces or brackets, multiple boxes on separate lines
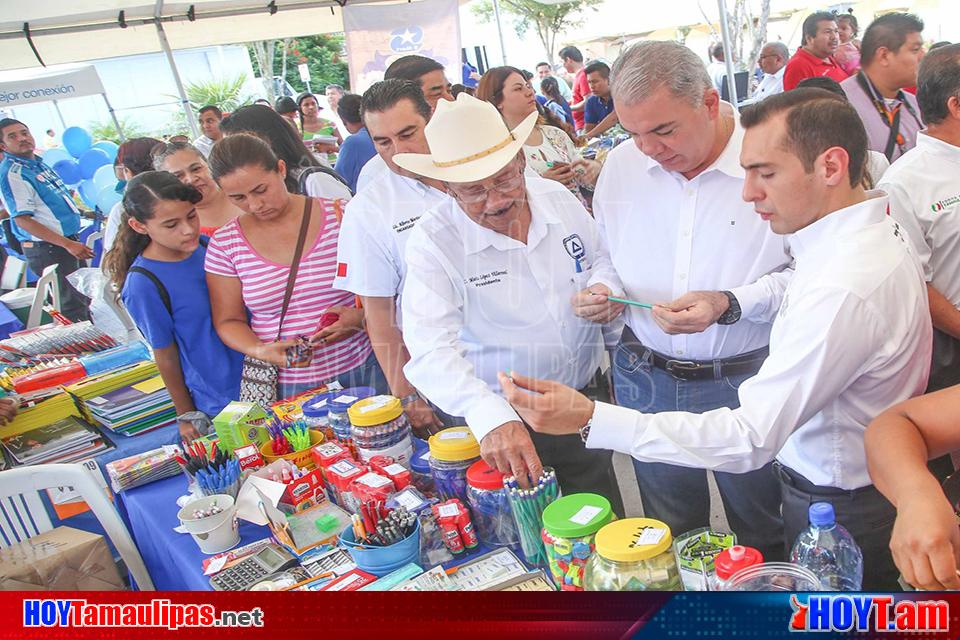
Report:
612,341,785,561
277,350,388,400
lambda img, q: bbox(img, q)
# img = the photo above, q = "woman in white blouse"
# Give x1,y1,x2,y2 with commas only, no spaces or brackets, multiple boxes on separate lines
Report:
477,67,601,192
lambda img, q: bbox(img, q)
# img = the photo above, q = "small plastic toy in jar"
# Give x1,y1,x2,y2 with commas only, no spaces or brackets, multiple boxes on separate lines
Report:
348,395,414,467
428,427,481,503
585,518,681,591
541,493,614,591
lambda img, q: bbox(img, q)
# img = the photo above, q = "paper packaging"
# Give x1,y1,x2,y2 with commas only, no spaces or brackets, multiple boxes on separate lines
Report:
234,444,265,474
0,526,125,591
250,460,327,513
212,402,270,454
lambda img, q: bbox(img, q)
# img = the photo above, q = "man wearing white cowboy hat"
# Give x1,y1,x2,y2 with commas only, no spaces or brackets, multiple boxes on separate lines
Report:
396,93,624,508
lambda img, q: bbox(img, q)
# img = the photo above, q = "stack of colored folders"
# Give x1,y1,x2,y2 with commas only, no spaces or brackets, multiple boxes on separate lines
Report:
1,416,113,466
66,362,177,437
0,386,85,440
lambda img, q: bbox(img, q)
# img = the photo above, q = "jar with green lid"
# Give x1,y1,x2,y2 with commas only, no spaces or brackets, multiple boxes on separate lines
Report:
348,395,413,467
541,493,614,591
428,427,481,503
585,518,681,591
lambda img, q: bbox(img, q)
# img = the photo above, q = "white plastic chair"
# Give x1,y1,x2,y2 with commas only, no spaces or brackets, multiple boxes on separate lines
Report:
100,277,143,343
84,231,103,268
0,255,27,291
0,463,155,590
26,264,60,329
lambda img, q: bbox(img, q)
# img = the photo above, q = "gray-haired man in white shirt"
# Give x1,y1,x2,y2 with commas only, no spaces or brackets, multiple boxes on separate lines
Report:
502,89,932,590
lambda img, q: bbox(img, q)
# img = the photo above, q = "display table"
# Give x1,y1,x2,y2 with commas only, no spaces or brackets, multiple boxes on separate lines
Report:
118,473,269,591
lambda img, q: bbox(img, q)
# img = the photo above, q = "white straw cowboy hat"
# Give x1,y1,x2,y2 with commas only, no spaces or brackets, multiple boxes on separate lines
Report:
393,92,538,182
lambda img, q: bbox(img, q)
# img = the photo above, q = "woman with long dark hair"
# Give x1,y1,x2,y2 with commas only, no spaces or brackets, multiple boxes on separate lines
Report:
220,105,352,200
102,171,242,441
540,76,575,126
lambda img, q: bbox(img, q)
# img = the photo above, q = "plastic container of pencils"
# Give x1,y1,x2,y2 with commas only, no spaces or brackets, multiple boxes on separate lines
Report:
349,395,414,467
409,448,436,498
301,392,337,443
541,493,614,591
466,460,520,551
504,467,560,569
584,518,681,591
327,387,377,454
428,427,481,503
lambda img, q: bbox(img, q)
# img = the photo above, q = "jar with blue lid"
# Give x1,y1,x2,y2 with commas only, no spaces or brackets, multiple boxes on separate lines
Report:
301,391,337,442
327,387,376,453
410,445,436,498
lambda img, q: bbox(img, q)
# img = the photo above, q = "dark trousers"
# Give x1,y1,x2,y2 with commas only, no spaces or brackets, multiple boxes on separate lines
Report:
612,338,785,562
22,238,90,323
776,462,899,591
526,368,624,517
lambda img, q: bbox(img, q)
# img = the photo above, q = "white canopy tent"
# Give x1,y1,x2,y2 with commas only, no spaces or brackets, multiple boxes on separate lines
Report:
0,63,126,139
0,0,449,137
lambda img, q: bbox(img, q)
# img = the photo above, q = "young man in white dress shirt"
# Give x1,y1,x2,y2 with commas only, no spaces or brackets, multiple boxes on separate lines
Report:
334,80,450,437
394,94,623,510
573,41,791,561
502,89,932,590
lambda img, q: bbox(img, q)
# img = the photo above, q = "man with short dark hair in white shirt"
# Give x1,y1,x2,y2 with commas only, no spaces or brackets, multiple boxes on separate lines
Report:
501,89,932,590
572,41,791,562
334,79,450,436
396,94,623,509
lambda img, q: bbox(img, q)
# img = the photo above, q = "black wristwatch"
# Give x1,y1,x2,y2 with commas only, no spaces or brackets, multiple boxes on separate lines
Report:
716,290,741,325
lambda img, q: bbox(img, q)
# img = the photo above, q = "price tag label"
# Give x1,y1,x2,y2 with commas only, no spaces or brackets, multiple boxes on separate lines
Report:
568,505,603,526
635,527,667,547
439,431,469,440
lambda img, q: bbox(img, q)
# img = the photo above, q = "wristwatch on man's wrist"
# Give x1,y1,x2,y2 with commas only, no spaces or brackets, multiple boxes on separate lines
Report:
716,290,742,325
400,393,421,408
579,418,593,444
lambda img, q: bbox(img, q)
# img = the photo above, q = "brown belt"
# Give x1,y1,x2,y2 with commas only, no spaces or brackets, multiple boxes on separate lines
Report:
620,326,768,381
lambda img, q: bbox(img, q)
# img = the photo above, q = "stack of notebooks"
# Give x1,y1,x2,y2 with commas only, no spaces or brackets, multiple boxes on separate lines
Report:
105,446,182,492
0,387,86,439
1,416,113,466
67,362,177,437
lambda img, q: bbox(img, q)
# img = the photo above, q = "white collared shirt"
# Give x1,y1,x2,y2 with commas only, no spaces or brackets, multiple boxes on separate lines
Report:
355,154,389,192
402,177,621,443
592,112,793,359
334,166,449,322
192,135,214,158
880,132,960,306
589,194,931,490
743,67,785,105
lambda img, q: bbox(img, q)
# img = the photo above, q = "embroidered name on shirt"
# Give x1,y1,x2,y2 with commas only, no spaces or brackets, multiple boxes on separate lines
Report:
930,195,960,213
467,270,507,287
393,216,422,234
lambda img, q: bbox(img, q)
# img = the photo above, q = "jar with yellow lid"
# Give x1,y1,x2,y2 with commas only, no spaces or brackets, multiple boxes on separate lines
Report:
584,518,681,591
348,395,413,467
428,427,481,503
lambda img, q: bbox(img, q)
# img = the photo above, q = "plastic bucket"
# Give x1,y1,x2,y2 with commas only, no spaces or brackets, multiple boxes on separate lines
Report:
176,494,240,554
259,439,317,469
723,562,822,591
339,519,420,576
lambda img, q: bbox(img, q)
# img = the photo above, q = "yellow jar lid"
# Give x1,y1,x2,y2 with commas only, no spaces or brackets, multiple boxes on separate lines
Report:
347,395,403,427
595,518,673,562
428,426,480,462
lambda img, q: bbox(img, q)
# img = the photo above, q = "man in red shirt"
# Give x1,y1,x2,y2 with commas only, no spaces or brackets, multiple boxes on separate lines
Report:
560,45,591,132
783,11,849,90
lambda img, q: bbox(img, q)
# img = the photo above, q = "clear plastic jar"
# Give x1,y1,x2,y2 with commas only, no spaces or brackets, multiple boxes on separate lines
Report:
326,387,376,455
428,427,481,503
672,527,736,591
466,460,519,550
410,448,436,498
541,493,614,591
585,518,681,591
301,392,337,442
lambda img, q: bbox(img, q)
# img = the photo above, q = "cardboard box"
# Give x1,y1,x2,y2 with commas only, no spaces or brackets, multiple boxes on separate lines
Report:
0,526,126,591
212,402,270,454
251,461,328,513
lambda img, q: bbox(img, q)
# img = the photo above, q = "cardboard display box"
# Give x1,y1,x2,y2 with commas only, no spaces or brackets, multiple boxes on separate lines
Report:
0,526,126,591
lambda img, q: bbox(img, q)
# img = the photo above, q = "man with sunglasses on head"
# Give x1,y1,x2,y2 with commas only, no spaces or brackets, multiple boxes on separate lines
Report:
394,93,623,509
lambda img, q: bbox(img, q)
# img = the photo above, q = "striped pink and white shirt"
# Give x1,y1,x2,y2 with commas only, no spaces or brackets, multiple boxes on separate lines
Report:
205,197,371,385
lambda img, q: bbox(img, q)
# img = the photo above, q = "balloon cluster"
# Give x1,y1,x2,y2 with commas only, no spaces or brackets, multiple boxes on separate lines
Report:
43,127,122,213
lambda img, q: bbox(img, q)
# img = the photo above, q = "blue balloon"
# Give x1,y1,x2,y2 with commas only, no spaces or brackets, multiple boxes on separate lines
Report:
91,140,119,162
95,185,122,213
78,148,110,180
92,164,117,192
40,148,71,167
52,159,82,186
78,179,98,209
62,126,93,159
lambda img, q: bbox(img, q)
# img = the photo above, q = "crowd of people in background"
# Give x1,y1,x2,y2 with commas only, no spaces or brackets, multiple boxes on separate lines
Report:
2,8,960,591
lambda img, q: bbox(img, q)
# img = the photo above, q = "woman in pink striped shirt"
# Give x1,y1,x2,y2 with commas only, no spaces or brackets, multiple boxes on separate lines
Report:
204,134,384,399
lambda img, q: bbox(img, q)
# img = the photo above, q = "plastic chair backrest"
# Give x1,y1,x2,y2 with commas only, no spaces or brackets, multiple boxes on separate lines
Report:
85,231,103,268
100,278,143,343
0,463,155,590
27,264,60,328
0,256,27,291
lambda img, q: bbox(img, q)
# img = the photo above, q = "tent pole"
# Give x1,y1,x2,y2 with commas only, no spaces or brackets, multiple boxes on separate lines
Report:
717,0,739,105
101,93,126,142
51,100,67,129
492,0,507,65
154,11,199,139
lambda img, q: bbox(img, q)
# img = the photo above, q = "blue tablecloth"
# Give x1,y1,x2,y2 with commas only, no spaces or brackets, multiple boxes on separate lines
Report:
118,474,270,591
0,303,23,339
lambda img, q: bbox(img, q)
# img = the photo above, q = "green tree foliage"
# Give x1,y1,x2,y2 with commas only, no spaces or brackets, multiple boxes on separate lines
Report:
88,117,146,144
471,0,602,61
247,34,350,96
183,75,252,112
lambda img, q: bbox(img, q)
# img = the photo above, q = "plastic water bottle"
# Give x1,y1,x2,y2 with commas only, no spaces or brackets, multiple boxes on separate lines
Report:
789,502,863,591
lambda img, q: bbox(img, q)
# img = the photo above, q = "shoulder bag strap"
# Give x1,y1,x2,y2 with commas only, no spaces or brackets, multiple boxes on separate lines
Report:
275,197,313,340
856,71,903,161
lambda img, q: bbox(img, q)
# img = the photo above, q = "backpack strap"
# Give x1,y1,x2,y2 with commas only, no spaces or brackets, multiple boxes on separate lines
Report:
295,165,354,197
128,266,172,315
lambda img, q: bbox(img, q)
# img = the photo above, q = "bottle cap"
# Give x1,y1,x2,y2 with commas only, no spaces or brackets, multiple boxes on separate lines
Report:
808,502,835,527
715,545,764,580
466,459,505,490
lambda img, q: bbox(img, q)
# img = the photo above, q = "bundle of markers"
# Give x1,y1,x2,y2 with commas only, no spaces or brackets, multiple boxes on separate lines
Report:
504,467,560,568
1,321,117,359
266,418,311,455
351,505,417,547
176,440,241,498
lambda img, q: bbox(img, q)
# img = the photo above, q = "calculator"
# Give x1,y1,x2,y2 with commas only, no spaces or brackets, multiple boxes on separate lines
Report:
209,544,299,591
